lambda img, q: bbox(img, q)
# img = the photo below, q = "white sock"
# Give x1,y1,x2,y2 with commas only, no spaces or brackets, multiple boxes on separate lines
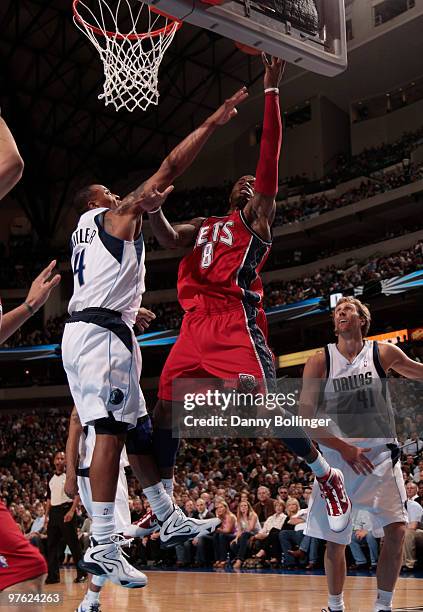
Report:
328,593,345,611
375,588,393,611
85,589,101,604
92,575,107,588
308,452,331,478
143,482,173,521
91,501,116,543
161,478,174,500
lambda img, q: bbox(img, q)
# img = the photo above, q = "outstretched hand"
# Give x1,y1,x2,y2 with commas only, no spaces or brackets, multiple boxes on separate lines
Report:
262,54,286,89
210,86,249,126
25,260,61,313
139,184,174,213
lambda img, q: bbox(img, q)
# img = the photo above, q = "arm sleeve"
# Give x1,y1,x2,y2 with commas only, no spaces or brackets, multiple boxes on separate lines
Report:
254,92,282,197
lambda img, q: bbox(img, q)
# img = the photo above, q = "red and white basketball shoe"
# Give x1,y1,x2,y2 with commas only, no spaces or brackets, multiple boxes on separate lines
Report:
124,510,159,538
317,468,351,533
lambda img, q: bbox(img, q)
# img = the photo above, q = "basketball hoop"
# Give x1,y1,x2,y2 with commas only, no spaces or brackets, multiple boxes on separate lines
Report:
72,0,182,112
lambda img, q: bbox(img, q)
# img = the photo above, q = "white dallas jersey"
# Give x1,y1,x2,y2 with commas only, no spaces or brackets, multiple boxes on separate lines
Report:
68,208,145,326
79,425,129,470
320,340,396,449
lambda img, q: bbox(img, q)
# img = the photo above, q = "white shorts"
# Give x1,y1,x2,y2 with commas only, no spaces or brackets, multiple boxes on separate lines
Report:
304,444,407,545
62,317,147,428
78,467,131,534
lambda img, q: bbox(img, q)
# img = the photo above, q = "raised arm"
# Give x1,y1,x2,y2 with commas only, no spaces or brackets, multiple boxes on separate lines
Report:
243,55,284,241
0,114,24,201
379,342,423,379
119,87,249,219
0,261,61,345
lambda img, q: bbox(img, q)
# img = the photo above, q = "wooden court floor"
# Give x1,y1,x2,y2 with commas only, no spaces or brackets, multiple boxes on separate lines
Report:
43,568,423,611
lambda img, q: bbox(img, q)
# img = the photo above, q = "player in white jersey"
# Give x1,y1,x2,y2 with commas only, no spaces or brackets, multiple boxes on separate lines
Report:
300,296,423,612
64,407,157,612
61,88,249,588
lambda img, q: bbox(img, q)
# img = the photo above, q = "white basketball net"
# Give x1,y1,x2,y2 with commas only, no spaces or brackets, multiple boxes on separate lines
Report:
73,0,180,112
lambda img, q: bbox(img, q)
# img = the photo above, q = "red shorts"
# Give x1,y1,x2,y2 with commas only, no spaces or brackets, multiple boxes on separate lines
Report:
0,503,47,591
159,305,275,401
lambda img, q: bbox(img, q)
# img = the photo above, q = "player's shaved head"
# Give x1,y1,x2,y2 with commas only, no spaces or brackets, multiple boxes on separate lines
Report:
73,184,96,212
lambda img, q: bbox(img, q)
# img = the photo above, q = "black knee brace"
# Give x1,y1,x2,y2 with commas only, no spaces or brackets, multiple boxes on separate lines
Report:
125,415,153,455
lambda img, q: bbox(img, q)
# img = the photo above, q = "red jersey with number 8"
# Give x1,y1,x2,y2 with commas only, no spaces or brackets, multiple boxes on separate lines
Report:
177,209,271,311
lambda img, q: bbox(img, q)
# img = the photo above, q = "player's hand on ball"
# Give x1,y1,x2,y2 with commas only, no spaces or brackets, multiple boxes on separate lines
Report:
340,444,374,475
25,260,61,313
262,54,286,89
211,86,249,125
140,184,174,212
135,307,156,332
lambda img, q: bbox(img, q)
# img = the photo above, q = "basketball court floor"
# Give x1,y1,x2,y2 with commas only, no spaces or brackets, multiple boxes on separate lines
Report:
43,568,423,611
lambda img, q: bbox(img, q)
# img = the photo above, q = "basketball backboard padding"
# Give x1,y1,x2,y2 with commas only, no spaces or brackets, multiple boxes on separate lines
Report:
142,0,347,76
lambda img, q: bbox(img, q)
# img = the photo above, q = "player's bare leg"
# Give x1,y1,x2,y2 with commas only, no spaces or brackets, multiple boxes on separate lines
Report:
76,575,105,612
324,542,347,612
374,522,406,612
3,575,46,612
82,430,148,589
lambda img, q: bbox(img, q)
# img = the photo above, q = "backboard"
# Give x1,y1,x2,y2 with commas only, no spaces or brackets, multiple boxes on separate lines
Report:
141,0,347,76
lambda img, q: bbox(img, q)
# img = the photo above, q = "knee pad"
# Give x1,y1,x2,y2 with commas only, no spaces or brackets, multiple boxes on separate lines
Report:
94,412,130,435
125,415,153,455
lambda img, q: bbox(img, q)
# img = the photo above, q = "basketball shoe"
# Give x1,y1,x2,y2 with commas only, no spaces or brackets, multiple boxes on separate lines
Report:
124,509,159,538
79,534,147,588
317,468,351,532
159,504,220,548
76,603,101,612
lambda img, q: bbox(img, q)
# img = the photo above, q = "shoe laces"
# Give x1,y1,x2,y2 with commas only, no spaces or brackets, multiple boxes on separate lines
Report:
110,533,133,559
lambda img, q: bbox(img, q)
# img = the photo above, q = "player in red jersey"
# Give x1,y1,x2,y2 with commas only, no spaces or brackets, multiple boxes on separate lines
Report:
0,112,59,609
140,55,354,534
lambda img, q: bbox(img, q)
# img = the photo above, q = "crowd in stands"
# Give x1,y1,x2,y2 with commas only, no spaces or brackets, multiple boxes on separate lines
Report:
1,400,422,573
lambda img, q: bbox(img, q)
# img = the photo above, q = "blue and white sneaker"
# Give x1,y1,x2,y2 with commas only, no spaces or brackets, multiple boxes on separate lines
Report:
159,504,220,548
79,534,147,589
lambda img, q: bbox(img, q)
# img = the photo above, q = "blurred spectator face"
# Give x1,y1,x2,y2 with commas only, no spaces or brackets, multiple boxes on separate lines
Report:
239,501,249,515
34,503,44,517
144,500,151,512
257,487,270,502
200,492,210,505
240,492,249,502
133,497,143,513
185,500,194,514
174,494,182,506
286,499,300,516
181,492,189,505
418,482,423,497
406,482,417,499
215,502,228,518
288,484,296,496
406,455,415,466
274,500,285,515
303,488,312,504
278,487,288,501
282,473,291,486
196,498,206,514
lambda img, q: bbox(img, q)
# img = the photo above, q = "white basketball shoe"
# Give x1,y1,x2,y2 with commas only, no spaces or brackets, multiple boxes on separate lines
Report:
80,534,147,589
159,504,220,548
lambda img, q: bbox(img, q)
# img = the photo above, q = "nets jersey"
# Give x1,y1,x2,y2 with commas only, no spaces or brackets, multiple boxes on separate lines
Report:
79,425,129,470
178,209,271,311
320,340,396,449
68,208,145,326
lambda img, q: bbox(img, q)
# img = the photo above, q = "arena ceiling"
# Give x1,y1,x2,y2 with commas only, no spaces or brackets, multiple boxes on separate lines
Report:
2,1,423,241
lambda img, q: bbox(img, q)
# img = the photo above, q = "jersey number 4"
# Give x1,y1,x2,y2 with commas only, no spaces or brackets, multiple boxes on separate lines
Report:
73,249,86,286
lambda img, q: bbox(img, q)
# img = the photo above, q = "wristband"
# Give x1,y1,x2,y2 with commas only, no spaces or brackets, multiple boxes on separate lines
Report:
264,87,279,95
148,206,162,215
23,301,35,315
